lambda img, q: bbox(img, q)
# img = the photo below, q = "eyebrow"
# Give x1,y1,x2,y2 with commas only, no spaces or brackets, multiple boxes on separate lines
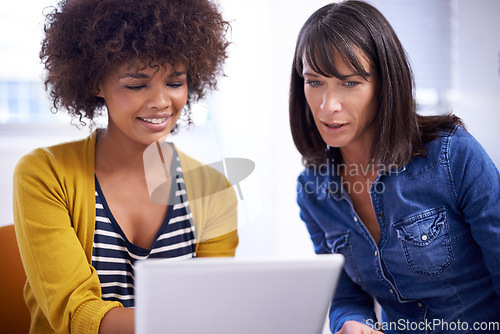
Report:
302,71,359,78
171,71,187,78
119,71,187,80
119,73,150,79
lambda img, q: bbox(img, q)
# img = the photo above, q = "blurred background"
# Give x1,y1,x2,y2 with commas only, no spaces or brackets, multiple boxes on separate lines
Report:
1,0,499,259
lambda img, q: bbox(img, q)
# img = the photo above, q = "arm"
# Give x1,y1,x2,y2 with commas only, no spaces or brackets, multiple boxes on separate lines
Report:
99,308,134,334
13,149,121,334
297,179,377,333
448,129,500,293
330,271,380,333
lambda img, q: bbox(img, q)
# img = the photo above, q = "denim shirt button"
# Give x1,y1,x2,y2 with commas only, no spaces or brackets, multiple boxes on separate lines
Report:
354,216,358,222
418,302,423,308
421,234,428,241
389,289,394,294
374,251,378,257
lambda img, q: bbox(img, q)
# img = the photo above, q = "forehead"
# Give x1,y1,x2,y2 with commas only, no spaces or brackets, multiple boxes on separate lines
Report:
112,59,187,76
301,45,372,78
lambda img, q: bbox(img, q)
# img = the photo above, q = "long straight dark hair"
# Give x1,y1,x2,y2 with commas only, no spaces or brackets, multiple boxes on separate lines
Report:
289,0,463,167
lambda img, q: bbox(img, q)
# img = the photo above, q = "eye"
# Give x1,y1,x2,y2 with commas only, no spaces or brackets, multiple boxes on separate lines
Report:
305,80,322,87
344,81,360,87
167,82,185,88
125,85,146,91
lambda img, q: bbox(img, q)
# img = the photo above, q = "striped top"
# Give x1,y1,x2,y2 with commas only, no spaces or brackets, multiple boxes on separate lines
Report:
92,148,196,307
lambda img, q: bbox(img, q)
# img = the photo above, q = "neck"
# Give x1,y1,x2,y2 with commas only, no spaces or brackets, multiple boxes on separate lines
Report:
340,148,368,168
95,128,147,173
339,145,377,177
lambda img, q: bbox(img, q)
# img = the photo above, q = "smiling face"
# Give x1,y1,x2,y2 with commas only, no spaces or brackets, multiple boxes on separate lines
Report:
303,51,378,160
97,61,188,147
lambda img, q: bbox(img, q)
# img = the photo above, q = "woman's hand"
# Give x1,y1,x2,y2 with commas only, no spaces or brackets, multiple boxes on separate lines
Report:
336,320,384,334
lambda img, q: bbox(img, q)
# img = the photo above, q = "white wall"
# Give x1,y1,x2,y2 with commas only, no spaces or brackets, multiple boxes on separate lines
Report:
208,0,335,258
452,0,500,168
1,1,499,264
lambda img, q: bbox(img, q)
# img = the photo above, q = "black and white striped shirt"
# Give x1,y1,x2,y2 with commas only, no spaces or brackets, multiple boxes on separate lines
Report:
92,150,196,307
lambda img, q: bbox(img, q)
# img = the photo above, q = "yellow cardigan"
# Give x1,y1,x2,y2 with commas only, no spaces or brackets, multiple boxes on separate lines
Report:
13,132,238,334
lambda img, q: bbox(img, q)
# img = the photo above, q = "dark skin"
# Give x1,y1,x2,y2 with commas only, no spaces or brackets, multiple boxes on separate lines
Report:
94,61,188,333
95,129,173,250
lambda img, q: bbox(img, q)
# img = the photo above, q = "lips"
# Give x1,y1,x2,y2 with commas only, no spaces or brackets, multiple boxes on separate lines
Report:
137,114,173,131
325,123,345,128
139,117,169,124
322,121,347,130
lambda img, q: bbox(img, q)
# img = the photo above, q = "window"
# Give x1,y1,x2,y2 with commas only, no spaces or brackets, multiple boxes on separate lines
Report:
372,0,453,115
0,0,59,124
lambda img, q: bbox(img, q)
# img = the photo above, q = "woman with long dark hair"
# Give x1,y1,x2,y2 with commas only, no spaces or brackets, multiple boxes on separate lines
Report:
290,1,500,333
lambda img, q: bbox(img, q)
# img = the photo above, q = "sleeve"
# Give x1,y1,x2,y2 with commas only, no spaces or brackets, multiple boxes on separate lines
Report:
196,180,239,257
13,149,120,334
196,230,238,257
329,271,378,333
297,175,377,333
448,129,500,294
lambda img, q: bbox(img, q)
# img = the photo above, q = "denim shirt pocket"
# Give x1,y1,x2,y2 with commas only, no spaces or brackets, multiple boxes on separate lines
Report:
325,231,362,284
393,207,455,276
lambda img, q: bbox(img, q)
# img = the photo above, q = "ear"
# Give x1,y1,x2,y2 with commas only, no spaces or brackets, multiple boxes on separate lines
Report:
95,84,104,98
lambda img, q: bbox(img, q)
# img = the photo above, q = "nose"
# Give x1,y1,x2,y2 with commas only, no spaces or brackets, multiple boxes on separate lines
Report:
148,84,171,110
321,89,342,114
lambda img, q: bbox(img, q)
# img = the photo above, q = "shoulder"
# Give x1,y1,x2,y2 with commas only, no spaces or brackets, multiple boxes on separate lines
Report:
176,149,204,170
446,125,483,152
297,163,330,188
407,125,493,175
432,124,481,151
446,126,497,170
177,149,225,179
297,164,332,204
436,125,490,163
14,132,96,181
176,148,231,195
298,164,329,182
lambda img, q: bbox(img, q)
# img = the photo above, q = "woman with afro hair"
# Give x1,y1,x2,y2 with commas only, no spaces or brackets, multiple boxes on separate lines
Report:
13,0,238,333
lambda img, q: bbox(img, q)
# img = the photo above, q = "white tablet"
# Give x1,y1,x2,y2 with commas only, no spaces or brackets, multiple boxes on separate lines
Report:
135,255,344,334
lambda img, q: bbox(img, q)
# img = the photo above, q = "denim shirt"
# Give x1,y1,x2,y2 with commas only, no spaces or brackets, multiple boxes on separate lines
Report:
297,127,500,334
